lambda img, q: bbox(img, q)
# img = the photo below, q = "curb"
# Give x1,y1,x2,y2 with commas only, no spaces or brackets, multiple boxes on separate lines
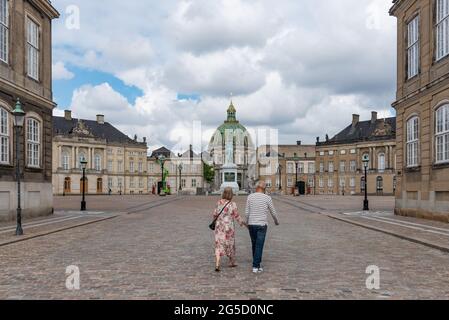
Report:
0,215,118,247
326,214,449,253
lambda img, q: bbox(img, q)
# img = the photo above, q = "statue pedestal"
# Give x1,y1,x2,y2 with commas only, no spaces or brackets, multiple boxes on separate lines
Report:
220,164,240,194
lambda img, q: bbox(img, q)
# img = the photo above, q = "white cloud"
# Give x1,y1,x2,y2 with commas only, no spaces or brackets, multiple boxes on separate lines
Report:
53,0,397,148
52,61,74,80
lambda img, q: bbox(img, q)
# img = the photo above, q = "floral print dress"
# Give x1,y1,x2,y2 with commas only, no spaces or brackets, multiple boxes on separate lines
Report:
213,199,246,261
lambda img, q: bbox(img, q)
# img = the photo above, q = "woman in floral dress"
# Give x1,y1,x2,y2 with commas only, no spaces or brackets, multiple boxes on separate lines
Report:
213,187,247,272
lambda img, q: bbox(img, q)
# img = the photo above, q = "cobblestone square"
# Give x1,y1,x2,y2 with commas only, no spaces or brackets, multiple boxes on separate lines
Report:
0,195,448,300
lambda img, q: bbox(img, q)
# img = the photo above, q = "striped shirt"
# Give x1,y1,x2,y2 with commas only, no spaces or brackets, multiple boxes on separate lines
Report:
245,192,279,226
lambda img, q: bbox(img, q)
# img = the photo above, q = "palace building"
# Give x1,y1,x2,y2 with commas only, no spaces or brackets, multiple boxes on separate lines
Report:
147,145,204,195
257,143,317,195
316,112,397,196
52,111,148,195
0,0,59,221
390,0,449,221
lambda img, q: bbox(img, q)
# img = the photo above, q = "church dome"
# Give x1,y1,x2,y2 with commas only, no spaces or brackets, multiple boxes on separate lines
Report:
209,101,249,147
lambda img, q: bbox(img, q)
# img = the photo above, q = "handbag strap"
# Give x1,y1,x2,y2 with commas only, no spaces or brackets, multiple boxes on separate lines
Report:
214,201,232,221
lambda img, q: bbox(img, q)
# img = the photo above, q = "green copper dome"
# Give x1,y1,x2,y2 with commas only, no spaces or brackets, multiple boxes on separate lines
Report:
210,101,249,145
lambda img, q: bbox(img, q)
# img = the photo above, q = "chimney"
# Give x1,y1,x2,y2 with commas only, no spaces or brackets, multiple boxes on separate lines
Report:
143,137,147,143
64,110,72,121
96,114,105,124
352,114,360,127
371,111,378,124
316,137,320,143
297,141,302,146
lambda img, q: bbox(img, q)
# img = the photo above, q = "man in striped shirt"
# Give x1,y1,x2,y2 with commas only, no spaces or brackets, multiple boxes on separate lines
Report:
245,181,280,274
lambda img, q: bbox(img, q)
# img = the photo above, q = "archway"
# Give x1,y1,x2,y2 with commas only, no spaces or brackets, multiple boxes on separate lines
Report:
64,177,71,194
97,178,103,194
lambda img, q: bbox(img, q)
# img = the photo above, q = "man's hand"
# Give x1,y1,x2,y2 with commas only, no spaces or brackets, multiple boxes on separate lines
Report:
274,219,280,226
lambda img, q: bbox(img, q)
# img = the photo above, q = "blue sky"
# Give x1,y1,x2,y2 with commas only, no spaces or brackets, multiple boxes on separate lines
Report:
53,66,143,109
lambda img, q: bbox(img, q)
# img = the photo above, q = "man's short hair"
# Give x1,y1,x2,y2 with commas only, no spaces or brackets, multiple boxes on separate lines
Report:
256,180,266,190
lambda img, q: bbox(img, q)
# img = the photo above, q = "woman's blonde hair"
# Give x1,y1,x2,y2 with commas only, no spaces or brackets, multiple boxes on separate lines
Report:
222,187,234,201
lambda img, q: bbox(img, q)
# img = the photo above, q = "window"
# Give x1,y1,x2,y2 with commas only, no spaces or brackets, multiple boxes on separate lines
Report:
181,179,186,188
350,177,356,188
350,149,356,154
130,178,135,188
118,161,123,172
350,160,357,172
78,152,86,168
319,162,324,173
287,178,293,187
26,118,40,167
407,116,419,167
378,153,386,172
0,0,9,63
436,0,449,61
62,152,69,170
328,162,334,173
108,160,113,172
308,163,315,174
298,162,305,174
287,162,294,174
138,161,143,173
436,104,449,163
319,178,324,188
26,17,39,80
139,178,144,188
108,177,113,189
328,178,334,188
308,177,314,188
377,177,384,193
192,179,197,188
339,177,346,188
94,154,101,171
130,161,134,172
340,161,346,173
329,150,334,156
0,106,9,164
340,150,346,155
407,16,419,78
64,177,71,193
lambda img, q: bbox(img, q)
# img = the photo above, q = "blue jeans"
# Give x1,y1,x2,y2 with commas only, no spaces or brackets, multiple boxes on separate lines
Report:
248,225,268,269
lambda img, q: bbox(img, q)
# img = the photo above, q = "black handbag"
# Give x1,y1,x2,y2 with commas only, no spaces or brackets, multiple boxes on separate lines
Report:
209,201,231,231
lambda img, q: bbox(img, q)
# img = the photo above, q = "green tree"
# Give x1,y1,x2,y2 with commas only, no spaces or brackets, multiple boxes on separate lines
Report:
203,162,215,184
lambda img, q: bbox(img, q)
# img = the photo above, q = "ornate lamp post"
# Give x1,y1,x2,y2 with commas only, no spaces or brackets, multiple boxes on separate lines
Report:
293,155,300,196
158,155,167,196
80,159,88,211
277,164,282,191
362,154,370,211
178,163,183,192
13,99,25,236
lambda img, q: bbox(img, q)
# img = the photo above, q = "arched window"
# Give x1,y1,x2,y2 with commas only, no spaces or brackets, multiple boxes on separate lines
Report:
94,154,102,171
378,153,386,172
64,177,71,194
0,106,10,164
406,116,419,167
26,118,40,167
97,178,103,194
436,104,449,163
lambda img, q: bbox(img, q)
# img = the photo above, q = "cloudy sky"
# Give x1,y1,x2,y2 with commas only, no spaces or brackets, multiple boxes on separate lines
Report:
51,0,397,153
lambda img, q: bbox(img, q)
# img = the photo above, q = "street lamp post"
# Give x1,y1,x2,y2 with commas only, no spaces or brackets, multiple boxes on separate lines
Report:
277,164,282,192
293,156,299,196
13,99,25,236
80,159,88,211
158,155,167,196
178,163,183,192
362,154,370,211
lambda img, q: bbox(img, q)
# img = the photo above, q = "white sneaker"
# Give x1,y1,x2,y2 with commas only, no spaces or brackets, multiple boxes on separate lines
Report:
252,268,259,274
258,268,264,273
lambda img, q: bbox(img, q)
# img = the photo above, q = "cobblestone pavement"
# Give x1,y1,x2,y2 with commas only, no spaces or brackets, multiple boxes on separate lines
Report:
0,195,449,300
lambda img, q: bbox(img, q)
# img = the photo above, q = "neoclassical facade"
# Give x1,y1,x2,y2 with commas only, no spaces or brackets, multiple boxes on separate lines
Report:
316,113,397,196
391,0,449,221
52,111,148,195
0,0,59,221
209,102,255,192
147,146,204,195
257,143,317,195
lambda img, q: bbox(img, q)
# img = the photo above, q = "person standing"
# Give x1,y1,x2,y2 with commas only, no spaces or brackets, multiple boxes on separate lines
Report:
213,188,247,272
245,181,280,274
